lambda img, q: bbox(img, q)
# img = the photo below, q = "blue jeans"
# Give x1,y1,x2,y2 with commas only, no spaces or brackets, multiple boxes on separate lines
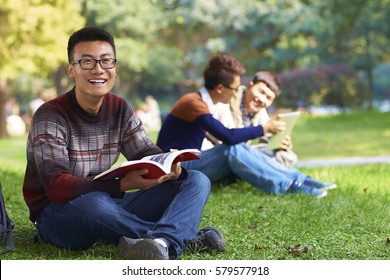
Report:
36,170,210,259
182,143,306,195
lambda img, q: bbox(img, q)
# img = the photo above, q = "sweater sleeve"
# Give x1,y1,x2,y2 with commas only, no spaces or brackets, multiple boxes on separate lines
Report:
194,114,264,145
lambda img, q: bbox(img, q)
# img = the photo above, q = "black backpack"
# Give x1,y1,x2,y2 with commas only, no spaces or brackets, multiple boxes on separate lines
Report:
0,181,14,255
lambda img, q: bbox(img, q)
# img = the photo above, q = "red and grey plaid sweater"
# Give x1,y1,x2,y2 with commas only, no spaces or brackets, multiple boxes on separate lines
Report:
23,88,162,222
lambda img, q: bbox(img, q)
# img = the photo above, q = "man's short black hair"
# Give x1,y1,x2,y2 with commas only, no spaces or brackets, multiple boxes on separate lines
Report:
67,27,116,63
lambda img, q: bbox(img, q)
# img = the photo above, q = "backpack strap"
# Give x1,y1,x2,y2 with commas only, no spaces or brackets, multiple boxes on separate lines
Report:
0,229,14,255
0,182,14,255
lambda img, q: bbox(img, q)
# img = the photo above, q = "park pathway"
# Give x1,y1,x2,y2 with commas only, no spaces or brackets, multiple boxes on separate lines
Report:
296,155,390,168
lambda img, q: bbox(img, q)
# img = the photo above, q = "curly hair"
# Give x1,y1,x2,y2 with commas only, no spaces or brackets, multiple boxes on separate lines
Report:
203,54,246,90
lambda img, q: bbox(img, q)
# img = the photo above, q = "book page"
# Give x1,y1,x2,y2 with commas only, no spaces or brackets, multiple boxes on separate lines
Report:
266,111,301,151
94,149,200,180
143,152,173,167
142,149,200,168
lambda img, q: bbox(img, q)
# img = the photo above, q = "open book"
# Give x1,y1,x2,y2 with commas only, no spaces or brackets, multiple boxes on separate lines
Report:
266,111,301,150
94,149,200,180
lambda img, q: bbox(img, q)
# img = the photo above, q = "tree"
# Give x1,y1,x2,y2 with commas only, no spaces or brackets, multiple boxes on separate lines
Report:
159,0,320,78
0,0,84,138
303,0,390,109
345,0,390,109
278,64,367,110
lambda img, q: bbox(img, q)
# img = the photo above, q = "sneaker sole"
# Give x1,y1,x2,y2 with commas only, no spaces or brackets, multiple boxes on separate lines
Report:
118,237,169,260
321,183,337,190
316,190,328,198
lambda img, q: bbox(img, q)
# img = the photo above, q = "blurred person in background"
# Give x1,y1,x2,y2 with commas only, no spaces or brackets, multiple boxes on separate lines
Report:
202,71,298,167
157,54,335,199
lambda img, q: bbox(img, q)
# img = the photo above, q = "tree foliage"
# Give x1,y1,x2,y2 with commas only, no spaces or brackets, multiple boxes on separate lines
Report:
278,64,367,110
0,0,84,137
0,0,389,138
0,0,84,78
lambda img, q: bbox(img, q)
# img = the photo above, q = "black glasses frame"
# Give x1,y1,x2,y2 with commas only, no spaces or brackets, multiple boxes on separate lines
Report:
71,58,117,70
223,84,245,93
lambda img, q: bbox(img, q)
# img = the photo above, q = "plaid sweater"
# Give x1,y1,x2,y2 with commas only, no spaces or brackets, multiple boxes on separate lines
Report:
23,88,161,222
157,91,264,152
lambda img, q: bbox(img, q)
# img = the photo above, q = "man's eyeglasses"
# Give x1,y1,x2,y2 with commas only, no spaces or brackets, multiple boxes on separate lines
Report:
223,84,246,94
71,58,117,70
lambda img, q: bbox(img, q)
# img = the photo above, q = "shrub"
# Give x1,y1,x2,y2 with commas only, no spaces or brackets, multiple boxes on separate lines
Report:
277,64,368,111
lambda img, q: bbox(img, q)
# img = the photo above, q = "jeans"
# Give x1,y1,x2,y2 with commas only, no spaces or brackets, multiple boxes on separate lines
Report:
182,143,306,195
36,170,211,259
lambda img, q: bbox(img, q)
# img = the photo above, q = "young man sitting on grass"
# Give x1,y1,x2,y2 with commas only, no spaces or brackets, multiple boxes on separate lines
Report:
22,27,225,260
157,54,336,198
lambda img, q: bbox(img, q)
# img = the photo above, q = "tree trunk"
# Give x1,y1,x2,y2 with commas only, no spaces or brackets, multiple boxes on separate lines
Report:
0,78,10,139
364,32,374,110
366,67,374,110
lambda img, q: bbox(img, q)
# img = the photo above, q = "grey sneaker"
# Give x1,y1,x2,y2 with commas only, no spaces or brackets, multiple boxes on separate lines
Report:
289,180,328,198
117,237,169,260
187,226,226,253
304,176,337,190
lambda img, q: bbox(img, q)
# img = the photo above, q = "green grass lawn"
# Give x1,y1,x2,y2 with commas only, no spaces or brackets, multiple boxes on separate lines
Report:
292,110,390,158
0,110,389,260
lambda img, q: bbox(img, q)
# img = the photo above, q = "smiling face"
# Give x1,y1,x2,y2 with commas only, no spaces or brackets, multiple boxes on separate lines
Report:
244,81,276,113
67,40,116,108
